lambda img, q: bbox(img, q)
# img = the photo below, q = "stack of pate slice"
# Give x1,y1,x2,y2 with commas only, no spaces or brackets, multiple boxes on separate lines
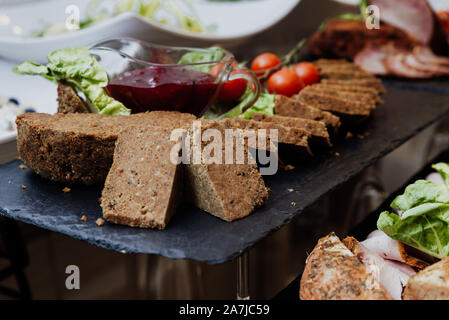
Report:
102,118,268,228
16,112,270,228
101,125,184,229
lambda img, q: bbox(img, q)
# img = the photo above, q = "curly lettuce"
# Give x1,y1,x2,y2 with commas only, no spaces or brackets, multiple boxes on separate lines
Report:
214,90,274,120
13,47,130,115
378,162,449,259
177,47,225,73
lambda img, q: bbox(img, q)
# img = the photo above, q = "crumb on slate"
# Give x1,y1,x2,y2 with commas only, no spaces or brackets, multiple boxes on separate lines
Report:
62,187,71,193
19,164,27,170
346,132,354,139
96,218,105,227
80,215,87,222
335,152,340,157
357,134,365,139
21,185,27,189
284,164,295,171
291,201,296,207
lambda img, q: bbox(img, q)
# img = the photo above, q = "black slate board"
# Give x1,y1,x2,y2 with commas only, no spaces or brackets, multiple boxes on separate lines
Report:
1,85,449,264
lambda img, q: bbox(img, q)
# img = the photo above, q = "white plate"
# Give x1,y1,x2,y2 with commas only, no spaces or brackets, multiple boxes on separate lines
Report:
0,130,17,144
0,58,56,160
0,0,300,63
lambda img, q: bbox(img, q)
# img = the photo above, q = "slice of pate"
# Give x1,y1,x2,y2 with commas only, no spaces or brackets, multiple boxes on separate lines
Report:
101,125,183,229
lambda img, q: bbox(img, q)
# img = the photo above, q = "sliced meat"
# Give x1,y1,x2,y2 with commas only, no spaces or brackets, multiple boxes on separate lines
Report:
308,18,417,59
426,172,445,184
371,0,434,45
403,52,449,75
384,53,433,78
361,230,429,270
354,45,389,75
361,230,403,262
344,237,416,300
300,233,392,300
413,46,449,66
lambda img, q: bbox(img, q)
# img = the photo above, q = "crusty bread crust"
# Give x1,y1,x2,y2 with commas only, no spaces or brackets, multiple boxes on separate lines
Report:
300,233,392,300
403,257,449,300
397,242,429,270
274,95,341,134
17,113,119,185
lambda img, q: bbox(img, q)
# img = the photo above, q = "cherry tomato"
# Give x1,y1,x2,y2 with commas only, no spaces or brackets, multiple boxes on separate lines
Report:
437,11,449,21
218,72,247,101
210,63,247,102
267,69,304,97
251,53,281,76
437,11,449,34
293,62,320,86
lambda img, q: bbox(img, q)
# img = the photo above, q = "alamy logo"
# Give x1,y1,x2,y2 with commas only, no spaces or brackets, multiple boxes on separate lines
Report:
170,121,279,176
65,265,80,290
365,5,380,30
65,5,80,31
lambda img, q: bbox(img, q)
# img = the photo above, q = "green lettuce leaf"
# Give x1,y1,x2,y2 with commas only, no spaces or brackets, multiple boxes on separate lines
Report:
378,205,449,259
177,47,225,73
239,92,275,119
377,161,449,259
13,61,54,80
206,91,275,120
390,180,449,212
13,47,129,115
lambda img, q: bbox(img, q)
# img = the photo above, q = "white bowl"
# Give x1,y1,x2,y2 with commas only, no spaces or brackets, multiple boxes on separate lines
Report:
0,0,300,63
